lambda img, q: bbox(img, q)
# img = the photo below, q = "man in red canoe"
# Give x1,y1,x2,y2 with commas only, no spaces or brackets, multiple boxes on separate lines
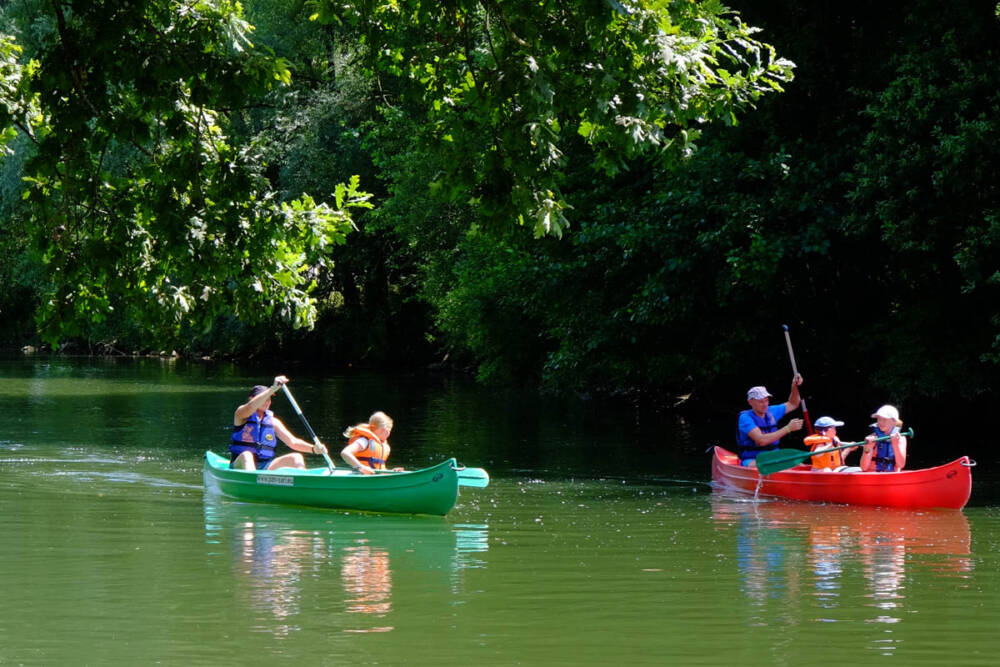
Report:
736,374,805,467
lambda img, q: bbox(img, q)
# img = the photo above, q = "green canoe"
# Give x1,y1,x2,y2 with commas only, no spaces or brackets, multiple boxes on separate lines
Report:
204,451,471,515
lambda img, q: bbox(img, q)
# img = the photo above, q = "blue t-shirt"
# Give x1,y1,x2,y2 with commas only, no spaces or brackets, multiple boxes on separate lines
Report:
737,404,787,460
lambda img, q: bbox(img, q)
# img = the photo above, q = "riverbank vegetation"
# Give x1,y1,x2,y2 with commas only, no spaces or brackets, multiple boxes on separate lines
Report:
1,1,997,410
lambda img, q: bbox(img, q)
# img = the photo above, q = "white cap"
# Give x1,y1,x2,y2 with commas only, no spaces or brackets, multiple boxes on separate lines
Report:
747,386,772,400
871,405,900,421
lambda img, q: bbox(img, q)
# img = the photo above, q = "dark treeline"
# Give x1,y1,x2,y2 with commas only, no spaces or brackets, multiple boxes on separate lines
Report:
0,1,997,418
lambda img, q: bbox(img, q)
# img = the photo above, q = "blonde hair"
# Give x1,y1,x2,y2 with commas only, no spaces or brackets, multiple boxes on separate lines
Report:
343,411,394,438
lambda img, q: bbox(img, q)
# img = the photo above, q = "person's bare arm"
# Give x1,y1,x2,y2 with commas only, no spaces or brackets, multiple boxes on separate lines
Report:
233,375,288,425
341,441,374,474
782,373,803,413
747,418,804,447
273,416,325,454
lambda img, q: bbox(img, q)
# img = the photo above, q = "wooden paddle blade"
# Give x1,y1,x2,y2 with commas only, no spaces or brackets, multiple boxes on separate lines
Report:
457,467,490,488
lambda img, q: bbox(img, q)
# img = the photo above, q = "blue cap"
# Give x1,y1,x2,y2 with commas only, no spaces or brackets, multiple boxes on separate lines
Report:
814,416,844,429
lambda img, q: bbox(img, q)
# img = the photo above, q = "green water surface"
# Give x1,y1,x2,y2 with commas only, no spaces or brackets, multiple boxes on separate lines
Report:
1,356,998,665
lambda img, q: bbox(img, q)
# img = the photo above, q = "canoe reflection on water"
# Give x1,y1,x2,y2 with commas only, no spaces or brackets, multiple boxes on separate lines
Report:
203,493,488,636
710,492,972,626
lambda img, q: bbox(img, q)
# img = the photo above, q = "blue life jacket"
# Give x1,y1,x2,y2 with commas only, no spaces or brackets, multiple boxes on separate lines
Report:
230,410,277,463
871,426,898,472
737,408,781,461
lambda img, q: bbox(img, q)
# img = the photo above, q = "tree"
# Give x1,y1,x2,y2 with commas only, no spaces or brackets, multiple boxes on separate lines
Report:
309,0,794,236
0,0,370,349
845,20,1000,398
392,0,1000,403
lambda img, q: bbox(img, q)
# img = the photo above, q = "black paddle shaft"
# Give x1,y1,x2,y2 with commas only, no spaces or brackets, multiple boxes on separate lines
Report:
280,384,320,443
280,384,336,471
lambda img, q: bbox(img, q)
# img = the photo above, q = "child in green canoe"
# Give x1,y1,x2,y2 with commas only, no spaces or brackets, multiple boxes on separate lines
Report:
341,411,405,474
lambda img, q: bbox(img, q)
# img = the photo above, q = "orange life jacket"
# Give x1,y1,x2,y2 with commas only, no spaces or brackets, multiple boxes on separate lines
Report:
348,426,390,470
805,434,843,469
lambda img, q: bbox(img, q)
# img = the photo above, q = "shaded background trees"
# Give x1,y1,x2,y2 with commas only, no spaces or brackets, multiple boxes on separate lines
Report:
1,0,997,415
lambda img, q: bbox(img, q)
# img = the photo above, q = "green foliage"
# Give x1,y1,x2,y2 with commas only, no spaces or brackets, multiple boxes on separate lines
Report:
419,137,837,393
0,0,370,349
412,2,1000,402
845,24,1000,396
309,0,793,237
427,227,551,383
236,4,436,366
2,0,996,412
0,34,39,153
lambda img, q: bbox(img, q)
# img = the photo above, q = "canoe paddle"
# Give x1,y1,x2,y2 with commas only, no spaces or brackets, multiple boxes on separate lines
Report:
367,464,491,487
280,384,337,473
455,466,490,488
756,428,914,476
782,324,813,434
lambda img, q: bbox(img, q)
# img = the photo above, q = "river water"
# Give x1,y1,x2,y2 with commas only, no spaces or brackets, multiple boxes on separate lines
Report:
1,356,998,665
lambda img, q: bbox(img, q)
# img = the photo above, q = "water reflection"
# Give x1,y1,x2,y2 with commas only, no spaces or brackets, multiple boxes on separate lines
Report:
711,493,972,639
233,519,314,636
342,544,393,619
203,492,489,636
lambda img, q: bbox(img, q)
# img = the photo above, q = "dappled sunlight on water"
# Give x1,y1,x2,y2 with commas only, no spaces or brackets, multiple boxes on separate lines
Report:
2,356,999,665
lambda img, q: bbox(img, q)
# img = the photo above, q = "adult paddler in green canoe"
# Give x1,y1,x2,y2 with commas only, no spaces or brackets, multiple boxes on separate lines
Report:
229,375,330,471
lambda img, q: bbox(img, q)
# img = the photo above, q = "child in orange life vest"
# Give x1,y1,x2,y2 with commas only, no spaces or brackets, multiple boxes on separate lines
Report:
806,416,861,472
340,411,404,474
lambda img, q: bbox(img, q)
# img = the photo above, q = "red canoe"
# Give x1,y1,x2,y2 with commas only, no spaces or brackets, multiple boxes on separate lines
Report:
711,446,974,509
